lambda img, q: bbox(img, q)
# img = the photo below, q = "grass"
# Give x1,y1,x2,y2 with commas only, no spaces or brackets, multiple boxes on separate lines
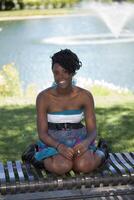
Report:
0,8,95,20
0,104,37,162
96,102,134,153
0,8,82,19
0,90,134,162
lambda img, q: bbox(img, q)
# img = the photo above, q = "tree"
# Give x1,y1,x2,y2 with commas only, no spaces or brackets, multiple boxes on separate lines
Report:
0,0,15,10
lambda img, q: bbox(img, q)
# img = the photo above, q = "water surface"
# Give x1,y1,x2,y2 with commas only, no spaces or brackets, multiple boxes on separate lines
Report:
0,14,134,91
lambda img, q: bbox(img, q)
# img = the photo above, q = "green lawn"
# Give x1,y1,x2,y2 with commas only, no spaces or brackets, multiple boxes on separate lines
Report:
0,92,134,162
0,8,80,19
0,8,95,20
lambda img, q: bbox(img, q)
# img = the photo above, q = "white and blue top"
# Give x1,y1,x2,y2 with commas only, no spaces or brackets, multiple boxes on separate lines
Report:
47,109,84,123
35,109,98,161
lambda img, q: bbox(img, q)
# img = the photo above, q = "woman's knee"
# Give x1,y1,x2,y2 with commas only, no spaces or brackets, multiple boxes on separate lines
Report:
52,156,73,175
73,153,100,173
73,158,94,173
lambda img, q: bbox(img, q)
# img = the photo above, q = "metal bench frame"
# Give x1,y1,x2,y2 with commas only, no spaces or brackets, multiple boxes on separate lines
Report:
0,152,134,199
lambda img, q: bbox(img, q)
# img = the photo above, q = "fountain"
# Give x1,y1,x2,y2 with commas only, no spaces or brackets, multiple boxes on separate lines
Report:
89,2,134,38
42,2,134,45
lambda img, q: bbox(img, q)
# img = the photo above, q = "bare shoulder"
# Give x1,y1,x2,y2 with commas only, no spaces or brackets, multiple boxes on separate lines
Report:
36,87,53,104
77,86,94,101
76,87,95,112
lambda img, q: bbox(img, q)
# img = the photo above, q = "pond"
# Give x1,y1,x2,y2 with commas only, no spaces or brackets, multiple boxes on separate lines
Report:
0,13,134,91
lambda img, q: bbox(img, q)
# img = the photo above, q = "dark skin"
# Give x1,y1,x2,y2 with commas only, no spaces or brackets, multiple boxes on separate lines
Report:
36,63,101,174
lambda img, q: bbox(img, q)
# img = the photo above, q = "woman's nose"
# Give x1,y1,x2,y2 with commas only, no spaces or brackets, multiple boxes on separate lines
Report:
58,72,66,80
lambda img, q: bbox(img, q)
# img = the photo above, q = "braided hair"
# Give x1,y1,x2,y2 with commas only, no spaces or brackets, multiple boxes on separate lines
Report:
51,49,82,75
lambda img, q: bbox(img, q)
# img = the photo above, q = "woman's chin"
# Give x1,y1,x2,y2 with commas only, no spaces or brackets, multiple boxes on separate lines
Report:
58,85,68,89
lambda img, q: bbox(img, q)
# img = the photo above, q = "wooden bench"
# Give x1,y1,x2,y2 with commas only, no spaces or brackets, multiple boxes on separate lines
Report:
0,152,134,200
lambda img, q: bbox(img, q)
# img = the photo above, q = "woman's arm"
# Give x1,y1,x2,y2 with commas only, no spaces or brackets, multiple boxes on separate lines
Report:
73,90,97,155
36,91,74,160
83,91,97,146
36,92,59,148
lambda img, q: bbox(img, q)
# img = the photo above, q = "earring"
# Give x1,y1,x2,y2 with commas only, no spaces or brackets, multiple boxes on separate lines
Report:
52,81,57,87
72,78,77,86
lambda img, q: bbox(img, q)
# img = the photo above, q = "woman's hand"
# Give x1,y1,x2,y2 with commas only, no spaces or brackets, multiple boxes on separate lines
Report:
73,142,88,158
57,143,74,160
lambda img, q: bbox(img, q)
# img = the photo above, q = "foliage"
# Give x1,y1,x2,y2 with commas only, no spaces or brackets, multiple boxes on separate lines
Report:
0,0,24,10
0,63,22,97
23,0,80,8
0,0,81,10
0,0,15,10
25,83,38,99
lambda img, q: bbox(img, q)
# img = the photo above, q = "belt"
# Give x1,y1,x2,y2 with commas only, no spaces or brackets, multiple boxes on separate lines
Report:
48,122,84,130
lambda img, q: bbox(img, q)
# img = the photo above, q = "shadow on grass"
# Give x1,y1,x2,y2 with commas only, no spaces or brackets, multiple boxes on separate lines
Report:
0,105,37,162
0,103,134,162
96,103,134,153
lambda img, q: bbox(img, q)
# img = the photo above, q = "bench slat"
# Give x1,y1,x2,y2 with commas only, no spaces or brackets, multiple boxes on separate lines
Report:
115,153,134,174
131,152,134,157
24,163,35,182
109,153,126,175
15,160,25,182
122,152,134,166
0,162,6,183
33,168,44,181
7,161,15,183
107,162,118,174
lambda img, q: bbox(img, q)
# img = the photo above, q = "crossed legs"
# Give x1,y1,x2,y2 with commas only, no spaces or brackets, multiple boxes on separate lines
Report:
44,150,102,175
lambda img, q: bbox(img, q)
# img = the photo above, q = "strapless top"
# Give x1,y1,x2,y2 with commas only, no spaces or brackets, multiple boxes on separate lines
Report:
47,109,84,123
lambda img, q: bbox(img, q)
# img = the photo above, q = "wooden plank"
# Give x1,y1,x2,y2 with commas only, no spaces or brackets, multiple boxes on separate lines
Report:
122,153,134,166
115,153,134,174
109,153,126,175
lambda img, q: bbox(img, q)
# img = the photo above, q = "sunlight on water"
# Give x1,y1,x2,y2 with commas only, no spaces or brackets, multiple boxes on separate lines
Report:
42,32,134,45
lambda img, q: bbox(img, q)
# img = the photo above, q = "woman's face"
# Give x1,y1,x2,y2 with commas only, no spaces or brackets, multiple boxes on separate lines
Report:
52,63,73,89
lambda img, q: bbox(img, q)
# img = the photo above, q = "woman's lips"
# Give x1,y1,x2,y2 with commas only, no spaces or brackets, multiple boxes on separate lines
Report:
57,80,67,87
59,81,66,84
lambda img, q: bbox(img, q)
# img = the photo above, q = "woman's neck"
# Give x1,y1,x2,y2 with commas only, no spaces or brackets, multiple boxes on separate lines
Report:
56,85,74,96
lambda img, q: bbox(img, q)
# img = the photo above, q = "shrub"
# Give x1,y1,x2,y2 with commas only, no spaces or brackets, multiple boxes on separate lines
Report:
25,83,38,98
0,63,22,97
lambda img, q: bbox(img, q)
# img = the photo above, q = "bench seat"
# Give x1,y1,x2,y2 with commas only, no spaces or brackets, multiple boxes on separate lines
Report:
0,152,134,199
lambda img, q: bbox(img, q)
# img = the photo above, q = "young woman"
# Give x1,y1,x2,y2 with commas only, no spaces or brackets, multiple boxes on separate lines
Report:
22,49,108,175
